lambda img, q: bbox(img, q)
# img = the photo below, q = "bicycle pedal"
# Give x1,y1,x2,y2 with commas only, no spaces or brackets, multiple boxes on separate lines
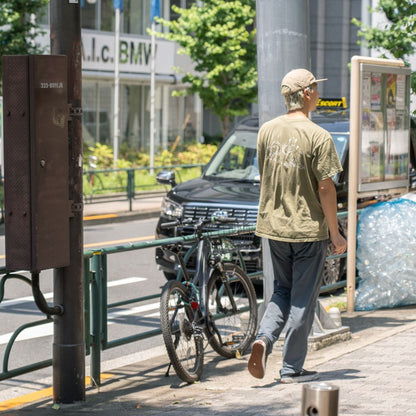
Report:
225,332,244,346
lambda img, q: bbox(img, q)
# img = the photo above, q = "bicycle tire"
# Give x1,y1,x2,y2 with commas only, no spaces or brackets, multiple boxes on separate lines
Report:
160,280,204,383
206,263,258,358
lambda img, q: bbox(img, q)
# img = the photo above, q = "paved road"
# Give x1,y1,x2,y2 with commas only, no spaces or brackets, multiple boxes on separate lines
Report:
1,305,415,415
0,216,165,400
2,198,416,415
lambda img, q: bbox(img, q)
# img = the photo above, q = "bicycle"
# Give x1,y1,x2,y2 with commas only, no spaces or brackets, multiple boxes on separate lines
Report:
159,213,258,383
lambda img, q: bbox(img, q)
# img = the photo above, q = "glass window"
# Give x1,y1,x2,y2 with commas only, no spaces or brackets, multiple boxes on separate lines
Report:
38,4,49,25
82,80,113,145
101,0,115,31
82,80,200,156
81,1,97,29
80,0,115,32
123,0,144,35
170,0,195,22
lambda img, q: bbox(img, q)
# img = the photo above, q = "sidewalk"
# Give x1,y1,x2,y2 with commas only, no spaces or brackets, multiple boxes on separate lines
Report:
1,305,416,415
2,200,416,415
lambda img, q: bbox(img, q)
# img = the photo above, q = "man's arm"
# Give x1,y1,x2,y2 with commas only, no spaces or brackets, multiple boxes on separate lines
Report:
318,177,347,254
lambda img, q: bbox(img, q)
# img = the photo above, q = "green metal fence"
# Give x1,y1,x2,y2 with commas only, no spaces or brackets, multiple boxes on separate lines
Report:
0,164,203,222
83,164,204,211
0,223,348,385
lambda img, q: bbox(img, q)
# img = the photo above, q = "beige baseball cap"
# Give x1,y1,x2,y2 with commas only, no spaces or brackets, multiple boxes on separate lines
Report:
281,68,327,96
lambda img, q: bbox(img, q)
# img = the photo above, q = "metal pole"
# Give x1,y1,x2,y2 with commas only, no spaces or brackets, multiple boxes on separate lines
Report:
50,0,85,403
301,383,339,416
127,169,135,211
256,0,310,316
360,0,371,57
113,7,120,167
150,21,156,175
256,0,311,126
90,254,102,386
347,56,360,313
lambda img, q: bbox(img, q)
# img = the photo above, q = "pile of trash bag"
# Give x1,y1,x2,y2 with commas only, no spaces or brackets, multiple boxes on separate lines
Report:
355,194,416,311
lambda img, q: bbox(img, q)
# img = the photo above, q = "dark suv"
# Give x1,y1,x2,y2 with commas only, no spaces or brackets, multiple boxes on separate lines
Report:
155,111,354,286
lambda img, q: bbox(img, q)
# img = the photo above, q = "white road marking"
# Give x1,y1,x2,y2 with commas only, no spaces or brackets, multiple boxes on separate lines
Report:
0,277,146,307
0,277,155,345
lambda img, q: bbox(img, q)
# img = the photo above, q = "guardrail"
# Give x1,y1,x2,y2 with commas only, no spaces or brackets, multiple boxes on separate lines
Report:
83,164,204,211
0,164,203,222
0,222,348,385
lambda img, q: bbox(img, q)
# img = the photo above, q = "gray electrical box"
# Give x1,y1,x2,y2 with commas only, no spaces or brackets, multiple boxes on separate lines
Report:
2,55,70,272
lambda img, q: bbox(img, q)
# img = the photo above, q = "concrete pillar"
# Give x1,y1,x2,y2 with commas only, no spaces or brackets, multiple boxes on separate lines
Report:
256,0,311,125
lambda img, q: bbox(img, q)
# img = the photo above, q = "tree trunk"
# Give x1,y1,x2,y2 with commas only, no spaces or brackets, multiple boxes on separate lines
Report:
220,115,231,140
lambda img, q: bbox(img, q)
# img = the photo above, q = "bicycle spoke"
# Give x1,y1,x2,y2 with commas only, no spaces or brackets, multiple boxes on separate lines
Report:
160,281,204,383
206,264,257,358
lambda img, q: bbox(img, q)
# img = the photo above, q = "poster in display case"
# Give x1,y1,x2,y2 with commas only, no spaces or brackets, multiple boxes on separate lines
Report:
358,64,411,192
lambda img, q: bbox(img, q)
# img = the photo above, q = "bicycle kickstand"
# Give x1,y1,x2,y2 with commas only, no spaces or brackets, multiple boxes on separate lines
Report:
165,361,172,377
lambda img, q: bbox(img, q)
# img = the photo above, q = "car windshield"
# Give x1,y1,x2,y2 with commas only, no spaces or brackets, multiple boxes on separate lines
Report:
204,130,260,181
203,118,349,183
329,132,349,183
330,132,349,162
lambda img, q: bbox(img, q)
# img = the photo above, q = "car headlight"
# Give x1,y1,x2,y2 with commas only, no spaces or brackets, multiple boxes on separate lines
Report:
161,197,183,219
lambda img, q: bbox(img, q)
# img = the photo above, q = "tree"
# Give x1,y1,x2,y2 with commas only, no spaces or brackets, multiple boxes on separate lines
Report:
352,0,416,93
153,0,257,139
0,0,48,93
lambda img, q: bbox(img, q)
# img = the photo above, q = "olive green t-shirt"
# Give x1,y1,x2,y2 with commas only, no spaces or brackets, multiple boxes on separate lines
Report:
256,115,343,242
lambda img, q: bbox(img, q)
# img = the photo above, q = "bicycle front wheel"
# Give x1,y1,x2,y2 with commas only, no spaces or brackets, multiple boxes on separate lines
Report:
206,263,258,358
160,280,204,383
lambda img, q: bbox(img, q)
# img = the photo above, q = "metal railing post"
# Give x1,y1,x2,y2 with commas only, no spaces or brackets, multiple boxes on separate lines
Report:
127,169,135,211
90,253,103,386
301,383,339,415
101,254,109,348
84,257,92,356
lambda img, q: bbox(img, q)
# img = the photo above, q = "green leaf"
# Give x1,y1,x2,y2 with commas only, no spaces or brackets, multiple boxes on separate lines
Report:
153,0,257,138
353,0,416,95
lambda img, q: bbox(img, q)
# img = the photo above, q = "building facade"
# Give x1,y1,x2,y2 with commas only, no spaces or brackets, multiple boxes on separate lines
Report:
37,0,374,157
310,0,362,102
40,0,203,157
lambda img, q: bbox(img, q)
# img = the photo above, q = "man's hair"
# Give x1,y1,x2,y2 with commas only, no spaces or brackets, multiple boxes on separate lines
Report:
284,84,314,111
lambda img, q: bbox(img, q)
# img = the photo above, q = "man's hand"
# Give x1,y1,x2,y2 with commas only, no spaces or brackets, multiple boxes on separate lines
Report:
318,177,347,255
331,232,347,255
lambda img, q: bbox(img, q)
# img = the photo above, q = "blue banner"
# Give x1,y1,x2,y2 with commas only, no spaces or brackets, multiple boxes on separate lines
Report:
150,0,160,22
113,0,124,11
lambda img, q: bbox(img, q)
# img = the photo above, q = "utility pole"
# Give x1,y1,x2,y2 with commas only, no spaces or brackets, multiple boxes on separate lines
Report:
256,0,311,125
256,0,311,313
50,0,85,403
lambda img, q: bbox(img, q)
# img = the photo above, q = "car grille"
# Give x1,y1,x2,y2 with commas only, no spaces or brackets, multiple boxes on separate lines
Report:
183,204,258,224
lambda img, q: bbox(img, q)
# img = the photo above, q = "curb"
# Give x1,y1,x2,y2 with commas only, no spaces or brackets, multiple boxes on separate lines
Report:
83,209,161,226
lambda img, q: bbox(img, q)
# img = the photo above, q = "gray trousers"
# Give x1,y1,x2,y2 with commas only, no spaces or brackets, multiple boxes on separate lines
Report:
257,238,328,376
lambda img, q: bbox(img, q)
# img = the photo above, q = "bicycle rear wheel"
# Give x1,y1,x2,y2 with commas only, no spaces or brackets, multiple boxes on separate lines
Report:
160,280,204,383
206,263,258,358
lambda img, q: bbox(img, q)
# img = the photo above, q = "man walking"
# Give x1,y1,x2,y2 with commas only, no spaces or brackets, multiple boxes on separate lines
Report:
248,68,347,383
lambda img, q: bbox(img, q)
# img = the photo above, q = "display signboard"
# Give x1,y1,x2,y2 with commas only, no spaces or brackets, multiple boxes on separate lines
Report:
358,64,411,192
347,56,410,313
0,96,3,175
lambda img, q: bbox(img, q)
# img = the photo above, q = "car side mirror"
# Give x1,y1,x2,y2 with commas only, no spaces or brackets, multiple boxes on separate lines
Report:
156,170,177,187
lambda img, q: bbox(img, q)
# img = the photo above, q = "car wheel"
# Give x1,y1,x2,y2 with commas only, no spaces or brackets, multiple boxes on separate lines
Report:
322,242,347,289
322,243,341,286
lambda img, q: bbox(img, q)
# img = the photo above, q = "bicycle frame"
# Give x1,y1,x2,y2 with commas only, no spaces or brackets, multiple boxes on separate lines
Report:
164,234,212,320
